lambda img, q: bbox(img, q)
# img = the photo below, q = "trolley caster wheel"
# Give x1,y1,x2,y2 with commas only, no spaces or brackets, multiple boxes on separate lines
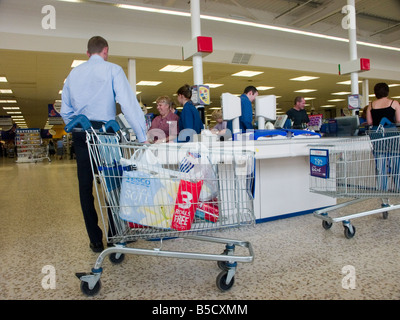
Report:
322,220,333,230
217,260,229,271
344,225,356,239
216,271,235,292
109,253,125,264
382,211,389,220
80,279,101,296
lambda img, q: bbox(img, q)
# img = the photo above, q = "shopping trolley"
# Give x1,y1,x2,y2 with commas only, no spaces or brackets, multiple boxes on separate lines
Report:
309,125,400,238
65,115,255,296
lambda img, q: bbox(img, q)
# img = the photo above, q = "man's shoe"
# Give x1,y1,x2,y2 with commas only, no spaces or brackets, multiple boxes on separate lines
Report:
90,242,104,253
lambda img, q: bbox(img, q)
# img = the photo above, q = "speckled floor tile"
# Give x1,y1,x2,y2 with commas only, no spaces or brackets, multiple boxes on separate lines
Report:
1,156,400,300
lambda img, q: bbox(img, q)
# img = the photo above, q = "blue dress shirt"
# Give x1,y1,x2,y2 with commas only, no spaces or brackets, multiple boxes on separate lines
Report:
60,55,147,142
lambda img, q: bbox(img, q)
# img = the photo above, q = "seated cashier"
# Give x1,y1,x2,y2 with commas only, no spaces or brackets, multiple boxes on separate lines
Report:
147,95,179,143
210,109,227,135
176,84,204,142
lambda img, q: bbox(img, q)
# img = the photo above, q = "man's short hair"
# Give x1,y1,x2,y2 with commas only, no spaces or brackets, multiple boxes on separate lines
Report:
87,36,108,54
294,96,304,105
243,86,258,95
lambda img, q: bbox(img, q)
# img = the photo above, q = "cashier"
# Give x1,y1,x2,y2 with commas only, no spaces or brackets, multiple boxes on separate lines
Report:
227,85,259,133
147,95,179,143
286,96,310,129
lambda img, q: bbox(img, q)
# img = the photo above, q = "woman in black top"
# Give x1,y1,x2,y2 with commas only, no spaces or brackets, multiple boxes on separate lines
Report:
366,82,400,126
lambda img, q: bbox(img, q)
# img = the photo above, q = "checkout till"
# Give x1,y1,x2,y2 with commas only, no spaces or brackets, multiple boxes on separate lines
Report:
221,93,321,141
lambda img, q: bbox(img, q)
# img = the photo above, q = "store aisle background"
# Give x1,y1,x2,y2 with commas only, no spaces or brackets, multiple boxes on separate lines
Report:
1,157,400,300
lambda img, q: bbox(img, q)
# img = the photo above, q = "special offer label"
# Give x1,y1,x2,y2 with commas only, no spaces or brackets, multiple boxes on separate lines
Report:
310,149,330,179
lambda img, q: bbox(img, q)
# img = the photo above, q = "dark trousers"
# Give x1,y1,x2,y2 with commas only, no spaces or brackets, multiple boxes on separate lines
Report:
73,129,103,244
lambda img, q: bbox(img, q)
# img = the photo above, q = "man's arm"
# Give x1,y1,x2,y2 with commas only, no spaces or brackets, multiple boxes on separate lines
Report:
113,68,147,142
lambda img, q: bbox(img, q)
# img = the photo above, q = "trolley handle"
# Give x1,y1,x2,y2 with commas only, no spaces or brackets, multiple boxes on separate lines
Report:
64,115,92,133
100,120,120,133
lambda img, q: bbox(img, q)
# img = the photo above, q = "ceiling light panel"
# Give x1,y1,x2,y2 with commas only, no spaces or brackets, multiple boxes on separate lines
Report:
71,60,86,68
159,65,192,72
294,89,317,93
0,77,7,82
232,70,263,77
290,76,320,81
136,81,162,86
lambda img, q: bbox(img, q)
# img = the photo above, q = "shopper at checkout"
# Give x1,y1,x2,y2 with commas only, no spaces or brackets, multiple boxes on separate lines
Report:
60,36,148,253
286,96,309,129
366,82,400,127
176,84,204,142
147,95,179,143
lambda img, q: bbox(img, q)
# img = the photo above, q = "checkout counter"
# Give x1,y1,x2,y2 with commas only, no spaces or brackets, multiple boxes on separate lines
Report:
216,93,340,222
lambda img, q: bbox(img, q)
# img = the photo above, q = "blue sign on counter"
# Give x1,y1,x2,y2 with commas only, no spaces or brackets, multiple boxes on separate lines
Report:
310,149,329,179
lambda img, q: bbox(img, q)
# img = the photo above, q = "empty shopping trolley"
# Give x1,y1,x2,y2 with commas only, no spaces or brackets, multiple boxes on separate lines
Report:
65,115,255,296
309,128,400,238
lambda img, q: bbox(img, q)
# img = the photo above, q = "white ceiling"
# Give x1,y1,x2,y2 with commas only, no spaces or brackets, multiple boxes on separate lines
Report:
1,0,400,129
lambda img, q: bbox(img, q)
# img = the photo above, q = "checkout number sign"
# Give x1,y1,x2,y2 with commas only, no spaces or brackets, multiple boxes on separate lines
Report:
310,149,330,179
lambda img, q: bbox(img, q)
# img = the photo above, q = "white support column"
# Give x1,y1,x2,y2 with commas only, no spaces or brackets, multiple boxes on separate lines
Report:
190,0,205,123
128,58,136,96
347,0,359,115
362,79,369,108
190,0,203,86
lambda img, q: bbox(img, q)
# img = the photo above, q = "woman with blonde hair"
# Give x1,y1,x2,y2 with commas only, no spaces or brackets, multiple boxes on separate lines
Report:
210,109,227,135
148,95,179,143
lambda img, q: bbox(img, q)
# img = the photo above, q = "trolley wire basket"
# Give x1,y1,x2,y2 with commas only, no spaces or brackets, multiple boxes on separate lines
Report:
309,126,400,238
65,115,255,296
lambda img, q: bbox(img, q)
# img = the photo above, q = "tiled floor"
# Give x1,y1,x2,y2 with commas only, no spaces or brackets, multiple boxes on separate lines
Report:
1,155,400,300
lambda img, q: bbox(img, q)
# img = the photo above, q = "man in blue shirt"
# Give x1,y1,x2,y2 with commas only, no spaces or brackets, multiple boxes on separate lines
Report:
227,86,258,134
61,36,147,252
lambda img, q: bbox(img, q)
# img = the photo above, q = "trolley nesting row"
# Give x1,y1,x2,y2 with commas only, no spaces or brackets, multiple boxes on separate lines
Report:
309,126,400,238
65,115,255,296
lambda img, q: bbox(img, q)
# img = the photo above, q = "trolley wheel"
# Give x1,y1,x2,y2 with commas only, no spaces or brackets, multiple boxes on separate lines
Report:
344,225,356,239
382,211,389,220
322,220,333,230
216,271,235,292
217,260,229,271
109,253,125,264
80,280,101,296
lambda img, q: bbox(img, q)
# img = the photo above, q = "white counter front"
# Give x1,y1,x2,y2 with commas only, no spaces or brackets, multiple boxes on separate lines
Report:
210,137,339,222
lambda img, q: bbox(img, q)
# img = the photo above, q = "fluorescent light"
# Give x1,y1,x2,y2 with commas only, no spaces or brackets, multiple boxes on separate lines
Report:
295,89,317,93
3,107,19,110
336,80,362,85
7,111,21,114
205,83,224,88
328,99,345,102
117,4,190,17
0,89,12,94
11,115,24,118
257,86,274,90
232,70,263,77
290,76,319,81
136,81,162,86
392,96,400,99
304,97,316,100
0,77,7,82
389,84,400,87
320,105,336,108
331,92,351,95
113,3,400,53
71,60,86,68
0,100,17,103
160,65,192,72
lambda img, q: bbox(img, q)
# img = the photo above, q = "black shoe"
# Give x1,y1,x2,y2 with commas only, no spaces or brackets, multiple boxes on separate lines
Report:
90,242,104,253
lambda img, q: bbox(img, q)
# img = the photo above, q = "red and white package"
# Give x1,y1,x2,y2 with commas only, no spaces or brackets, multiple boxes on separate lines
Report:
195,201,219,223
171,180,203,231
